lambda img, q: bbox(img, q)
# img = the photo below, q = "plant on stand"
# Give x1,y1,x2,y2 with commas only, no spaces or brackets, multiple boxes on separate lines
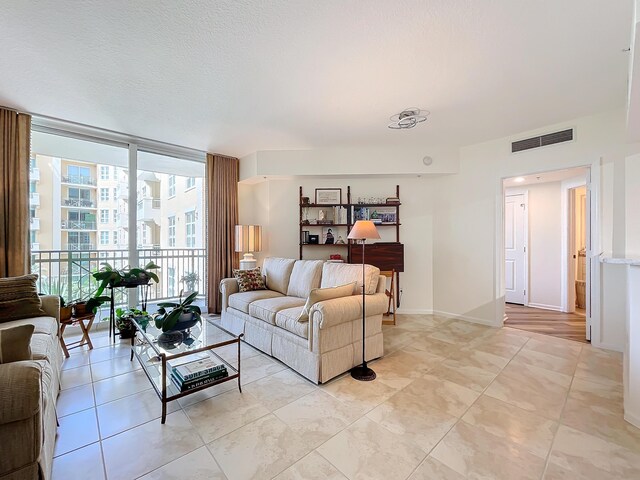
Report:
179,272,200,296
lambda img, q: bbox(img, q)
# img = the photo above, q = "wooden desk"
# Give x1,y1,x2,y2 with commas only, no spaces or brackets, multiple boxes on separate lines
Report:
350,242,404,308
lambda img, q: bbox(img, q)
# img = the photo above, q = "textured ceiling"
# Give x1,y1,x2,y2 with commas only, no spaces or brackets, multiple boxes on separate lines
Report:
0,0,633,156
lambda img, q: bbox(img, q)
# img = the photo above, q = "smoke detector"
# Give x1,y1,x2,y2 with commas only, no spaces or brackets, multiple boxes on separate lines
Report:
388,108,429,129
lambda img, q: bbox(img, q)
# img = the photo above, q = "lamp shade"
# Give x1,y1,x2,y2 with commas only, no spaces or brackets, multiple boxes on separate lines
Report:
347,220,381,240
235,225,262,253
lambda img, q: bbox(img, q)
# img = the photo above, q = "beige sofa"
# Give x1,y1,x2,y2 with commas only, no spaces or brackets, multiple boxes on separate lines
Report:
0,295,62,480
220,258,387,383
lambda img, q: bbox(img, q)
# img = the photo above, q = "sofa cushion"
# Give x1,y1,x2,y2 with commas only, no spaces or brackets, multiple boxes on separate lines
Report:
228,290,283,314
249,296,306,325
286,260,323,298
298,282,356,322
0,316,59,337
262,257,296,295
0,274,46,323
275,306,309,339
320,262,380,295
233,268,267,292
30,333,58,363
0,325,34,363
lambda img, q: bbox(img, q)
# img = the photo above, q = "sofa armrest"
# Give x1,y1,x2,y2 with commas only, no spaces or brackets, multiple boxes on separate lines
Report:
310,292,387,330
40,295,60,331
220,278,239,311
0,361,42,425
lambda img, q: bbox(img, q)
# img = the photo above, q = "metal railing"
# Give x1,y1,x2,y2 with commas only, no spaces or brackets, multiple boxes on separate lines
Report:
31,248,207,317
61,220,97,230
63,198,96,208
61,175,97,186
65,243,96,251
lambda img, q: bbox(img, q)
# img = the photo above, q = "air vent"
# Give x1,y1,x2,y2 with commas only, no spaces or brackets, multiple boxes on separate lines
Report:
512,128,574,153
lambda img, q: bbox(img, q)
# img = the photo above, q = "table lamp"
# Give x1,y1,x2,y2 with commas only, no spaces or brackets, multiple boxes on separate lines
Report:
347,220,380,381
235,225,262,270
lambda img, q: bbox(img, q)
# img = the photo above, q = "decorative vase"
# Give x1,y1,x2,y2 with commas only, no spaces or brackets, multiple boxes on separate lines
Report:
169,312,199,332
72,302,89,316
60,306,73,321
158,331,183,349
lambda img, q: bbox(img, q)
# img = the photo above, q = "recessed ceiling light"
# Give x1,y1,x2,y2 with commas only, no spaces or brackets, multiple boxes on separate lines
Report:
514,177,525,183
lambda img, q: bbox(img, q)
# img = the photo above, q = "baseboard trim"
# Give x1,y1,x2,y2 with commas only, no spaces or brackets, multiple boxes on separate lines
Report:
624,411,640,429
527,303,563,312
395,308,433,315
432,310,501,327
590,340,624,353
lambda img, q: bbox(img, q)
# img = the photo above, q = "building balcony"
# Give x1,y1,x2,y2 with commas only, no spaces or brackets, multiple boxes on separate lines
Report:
61,220,97,230
61,175,97,187
137,197,161,224
31,243,40,251
63,198,96,209
65,243,95,251
30,167,40,181
118,212,129,229
30,217,40,230
116,181,128,200
29,192,40,206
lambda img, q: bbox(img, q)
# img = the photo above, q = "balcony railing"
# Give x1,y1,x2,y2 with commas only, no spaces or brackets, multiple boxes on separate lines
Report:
30,217,40,230
29,192,40,206
61,175,97,186
30,248,206,314
65,243,96,251
63,198,96,208
30,167,40,181
62,220,97,230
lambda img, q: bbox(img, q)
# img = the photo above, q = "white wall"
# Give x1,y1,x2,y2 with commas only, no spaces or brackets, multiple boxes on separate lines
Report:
626,154,640,258
433,109,637,349
238,176,435,314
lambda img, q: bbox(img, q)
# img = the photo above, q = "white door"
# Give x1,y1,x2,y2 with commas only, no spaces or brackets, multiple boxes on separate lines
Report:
505,194,527,304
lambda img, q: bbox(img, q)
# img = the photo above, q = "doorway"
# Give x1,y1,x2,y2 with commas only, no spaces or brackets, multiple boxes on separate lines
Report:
502,167,591,343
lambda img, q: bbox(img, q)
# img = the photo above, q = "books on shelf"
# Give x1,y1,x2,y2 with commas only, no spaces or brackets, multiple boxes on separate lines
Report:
170,368,228,392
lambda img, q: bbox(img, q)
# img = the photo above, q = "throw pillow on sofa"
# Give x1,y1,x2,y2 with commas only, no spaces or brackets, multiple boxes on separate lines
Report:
233,268,267,292
0,324,34,363
0,274,46,322
298,282,356,322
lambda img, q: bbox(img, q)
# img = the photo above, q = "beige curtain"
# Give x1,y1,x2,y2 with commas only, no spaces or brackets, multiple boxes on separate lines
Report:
0,108,31,278
207,153,239,313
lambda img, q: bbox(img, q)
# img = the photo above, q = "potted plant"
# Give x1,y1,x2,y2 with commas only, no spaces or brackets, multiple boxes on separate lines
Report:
59,297,73,321
115,307,151,338
91,261,160,292
179,272,200,296
153,291,202,332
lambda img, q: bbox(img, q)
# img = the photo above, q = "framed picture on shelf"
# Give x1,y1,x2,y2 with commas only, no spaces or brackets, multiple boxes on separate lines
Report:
322,227,336,244
315,188,342,205
370,206,397,224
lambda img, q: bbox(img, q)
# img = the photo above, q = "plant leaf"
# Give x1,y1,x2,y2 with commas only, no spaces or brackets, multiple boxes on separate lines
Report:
162,309,182,332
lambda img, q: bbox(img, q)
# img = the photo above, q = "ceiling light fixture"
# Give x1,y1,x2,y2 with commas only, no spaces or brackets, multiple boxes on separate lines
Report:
388,108,429,129
514,177,525,183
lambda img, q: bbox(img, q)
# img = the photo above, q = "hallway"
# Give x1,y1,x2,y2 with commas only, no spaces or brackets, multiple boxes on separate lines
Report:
505,304,588,343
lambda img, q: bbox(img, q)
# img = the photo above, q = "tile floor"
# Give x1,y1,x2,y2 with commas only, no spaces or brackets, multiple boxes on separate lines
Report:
52,314,640,480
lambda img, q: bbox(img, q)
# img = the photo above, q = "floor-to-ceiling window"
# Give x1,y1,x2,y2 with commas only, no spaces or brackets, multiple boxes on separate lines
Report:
29,128,207,315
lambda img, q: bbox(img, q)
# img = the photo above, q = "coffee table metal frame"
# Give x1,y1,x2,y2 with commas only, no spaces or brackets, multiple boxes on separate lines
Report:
129,318,242,423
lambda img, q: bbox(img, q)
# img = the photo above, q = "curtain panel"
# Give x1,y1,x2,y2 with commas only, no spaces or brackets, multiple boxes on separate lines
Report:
206,153,239,313
0,108,31,278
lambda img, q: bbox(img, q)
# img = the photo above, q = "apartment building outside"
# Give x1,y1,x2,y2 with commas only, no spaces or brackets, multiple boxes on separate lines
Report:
29,153,206,305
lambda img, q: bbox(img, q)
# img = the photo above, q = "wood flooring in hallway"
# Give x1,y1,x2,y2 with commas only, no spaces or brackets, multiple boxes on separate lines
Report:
504,303,588,343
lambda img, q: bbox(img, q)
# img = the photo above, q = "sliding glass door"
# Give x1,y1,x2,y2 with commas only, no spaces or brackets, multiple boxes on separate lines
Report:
29,130,207,315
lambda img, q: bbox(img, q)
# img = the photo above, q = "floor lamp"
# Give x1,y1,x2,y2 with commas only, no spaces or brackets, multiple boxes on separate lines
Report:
348,220,380,381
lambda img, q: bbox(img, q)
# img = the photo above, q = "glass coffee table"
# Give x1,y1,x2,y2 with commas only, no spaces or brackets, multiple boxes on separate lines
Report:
129,317,242,423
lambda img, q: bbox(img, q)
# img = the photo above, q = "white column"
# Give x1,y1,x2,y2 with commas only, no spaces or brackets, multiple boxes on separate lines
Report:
626,262,640,428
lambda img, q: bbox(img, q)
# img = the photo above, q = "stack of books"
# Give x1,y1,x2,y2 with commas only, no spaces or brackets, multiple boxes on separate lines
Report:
169,357,228,392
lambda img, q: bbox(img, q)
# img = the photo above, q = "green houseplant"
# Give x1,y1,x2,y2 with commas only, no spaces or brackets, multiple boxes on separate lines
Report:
153,291,202,332
115,307,151,338
179,272,200,295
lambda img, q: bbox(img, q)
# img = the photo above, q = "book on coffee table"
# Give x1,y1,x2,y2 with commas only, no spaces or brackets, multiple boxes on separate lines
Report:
170,368,228,392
